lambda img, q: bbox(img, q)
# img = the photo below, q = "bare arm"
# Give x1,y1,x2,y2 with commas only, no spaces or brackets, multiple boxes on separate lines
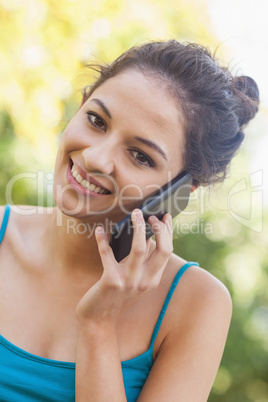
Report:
138,269,232,401
75,322,127,401
75,210,173,401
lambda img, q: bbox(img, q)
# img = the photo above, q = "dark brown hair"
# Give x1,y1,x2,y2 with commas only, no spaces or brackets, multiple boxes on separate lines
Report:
82,40,259,185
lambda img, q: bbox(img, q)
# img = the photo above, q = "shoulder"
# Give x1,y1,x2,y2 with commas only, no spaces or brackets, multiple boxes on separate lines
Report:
163,253,232,336
0,205,56,278
0,205,6,224
0,205,38,234
140,255,232,400
169,252,231,306
0,205,11,242
1,205,54,226
0,205,54,250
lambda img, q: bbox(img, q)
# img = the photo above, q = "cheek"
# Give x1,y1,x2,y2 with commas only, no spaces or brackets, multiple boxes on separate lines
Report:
116,177,162,215
117,183,144,213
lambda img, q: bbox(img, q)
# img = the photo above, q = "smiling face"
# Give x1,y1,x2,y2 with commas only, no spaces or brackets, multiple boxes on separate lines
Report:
53,69,185,224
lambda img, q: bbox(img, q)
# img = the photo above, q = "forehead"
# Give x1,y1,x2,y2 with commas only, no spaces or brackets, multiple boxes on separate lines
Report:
86,70,185,167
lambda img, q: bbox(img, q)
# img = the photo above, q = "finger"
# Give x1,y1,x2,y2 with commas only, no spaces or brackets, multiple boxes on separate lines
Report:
162,212,173,232
95,226,119,279
146,214,173,272
144,238,153,262
126,209,147,270
155,213,173,250
148,213,173,242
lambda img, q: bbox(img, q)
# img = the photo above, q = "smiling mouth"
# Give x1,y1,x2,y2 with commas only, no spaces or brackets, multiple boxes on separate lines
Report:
71,165,111,194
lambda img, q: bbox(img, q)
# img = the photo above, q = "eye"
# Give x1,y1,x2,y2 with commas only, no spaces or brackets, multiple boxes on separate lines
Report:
130,149,154,167
86,112,106,130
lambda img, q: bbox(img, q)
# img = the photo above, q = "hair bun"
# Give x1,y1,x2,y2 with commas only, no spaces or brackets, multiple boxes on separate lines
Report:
232,75,259,127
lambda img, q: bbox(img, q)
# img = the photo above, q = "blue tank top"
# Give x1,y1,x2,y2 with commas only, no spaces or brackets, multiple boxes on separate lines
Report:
0,204,199,401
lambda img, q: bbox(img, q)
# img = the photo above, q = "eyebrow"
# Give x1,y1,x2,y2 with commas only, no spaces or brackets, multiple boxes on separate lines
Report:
91,98,112,119
135,136,167,161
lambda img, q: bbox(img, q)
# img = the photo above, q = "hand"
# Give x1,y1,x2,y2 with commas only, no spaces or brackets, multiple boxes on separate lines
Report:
75,209,173,327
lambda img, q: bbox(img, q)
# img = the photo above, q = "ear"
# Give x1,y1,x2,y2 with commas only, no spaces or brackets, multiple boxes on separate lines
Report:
191,184,198,193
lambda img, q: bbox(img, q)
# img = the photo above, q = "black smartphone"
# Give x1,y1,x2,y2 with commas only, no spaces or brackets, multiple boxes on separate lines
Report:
109,171,192,262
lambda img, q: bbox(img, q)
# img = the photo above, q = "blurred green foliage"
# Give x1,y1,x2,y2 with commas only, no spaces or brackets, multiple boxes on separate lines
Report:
174,209,268,401
0,0,267,400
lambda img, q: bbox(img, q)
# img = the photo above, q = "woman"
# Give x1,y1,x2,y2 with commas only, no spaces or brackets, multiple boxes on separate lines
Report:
0,40,259,401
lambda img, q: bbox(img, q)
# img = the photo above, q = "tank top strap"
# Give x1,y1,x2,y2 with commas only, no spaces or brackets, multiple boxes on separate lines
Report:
149,261,199,347
0,204,11,245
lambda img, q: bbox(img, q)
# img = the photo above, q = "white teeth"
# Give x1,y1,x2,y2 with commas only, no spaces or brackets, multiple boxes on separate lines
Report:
76,174,83,184
81,179,89,189
71,165,108,194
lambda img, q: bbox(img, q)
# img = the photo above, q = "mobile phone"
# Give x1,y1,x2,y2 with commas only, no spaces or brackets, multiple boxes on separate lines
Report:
109,171,192,262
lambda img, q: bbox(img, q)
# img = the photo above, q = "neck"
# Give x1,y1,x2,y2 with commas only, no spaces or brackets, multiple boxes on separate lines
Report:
46,207,110,278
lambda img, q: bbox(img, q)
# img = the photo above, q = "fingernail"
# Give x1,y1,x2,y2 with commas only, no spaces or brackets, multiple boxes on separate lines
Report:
96,226,108,243
133,209,143,219
96,225,104,235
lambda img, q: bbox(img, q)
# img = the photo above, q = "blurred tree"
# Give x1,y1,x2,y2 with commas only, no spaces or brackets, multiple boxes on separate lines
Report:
174,211,268,401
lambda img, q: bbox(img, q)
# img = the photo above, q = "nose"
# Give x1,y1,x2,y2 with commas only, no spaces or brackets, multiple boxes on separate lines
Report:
82,142,115,176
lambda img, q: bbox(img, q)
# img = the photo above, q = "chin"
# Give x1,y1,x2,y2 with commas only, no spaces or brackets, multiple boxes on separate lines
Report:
53,184,81,216
53,192,108,222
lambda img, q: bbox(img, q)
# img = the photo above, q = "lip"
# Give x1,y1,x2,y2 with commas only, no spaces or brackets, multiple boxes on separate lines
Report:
66,160,112,196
